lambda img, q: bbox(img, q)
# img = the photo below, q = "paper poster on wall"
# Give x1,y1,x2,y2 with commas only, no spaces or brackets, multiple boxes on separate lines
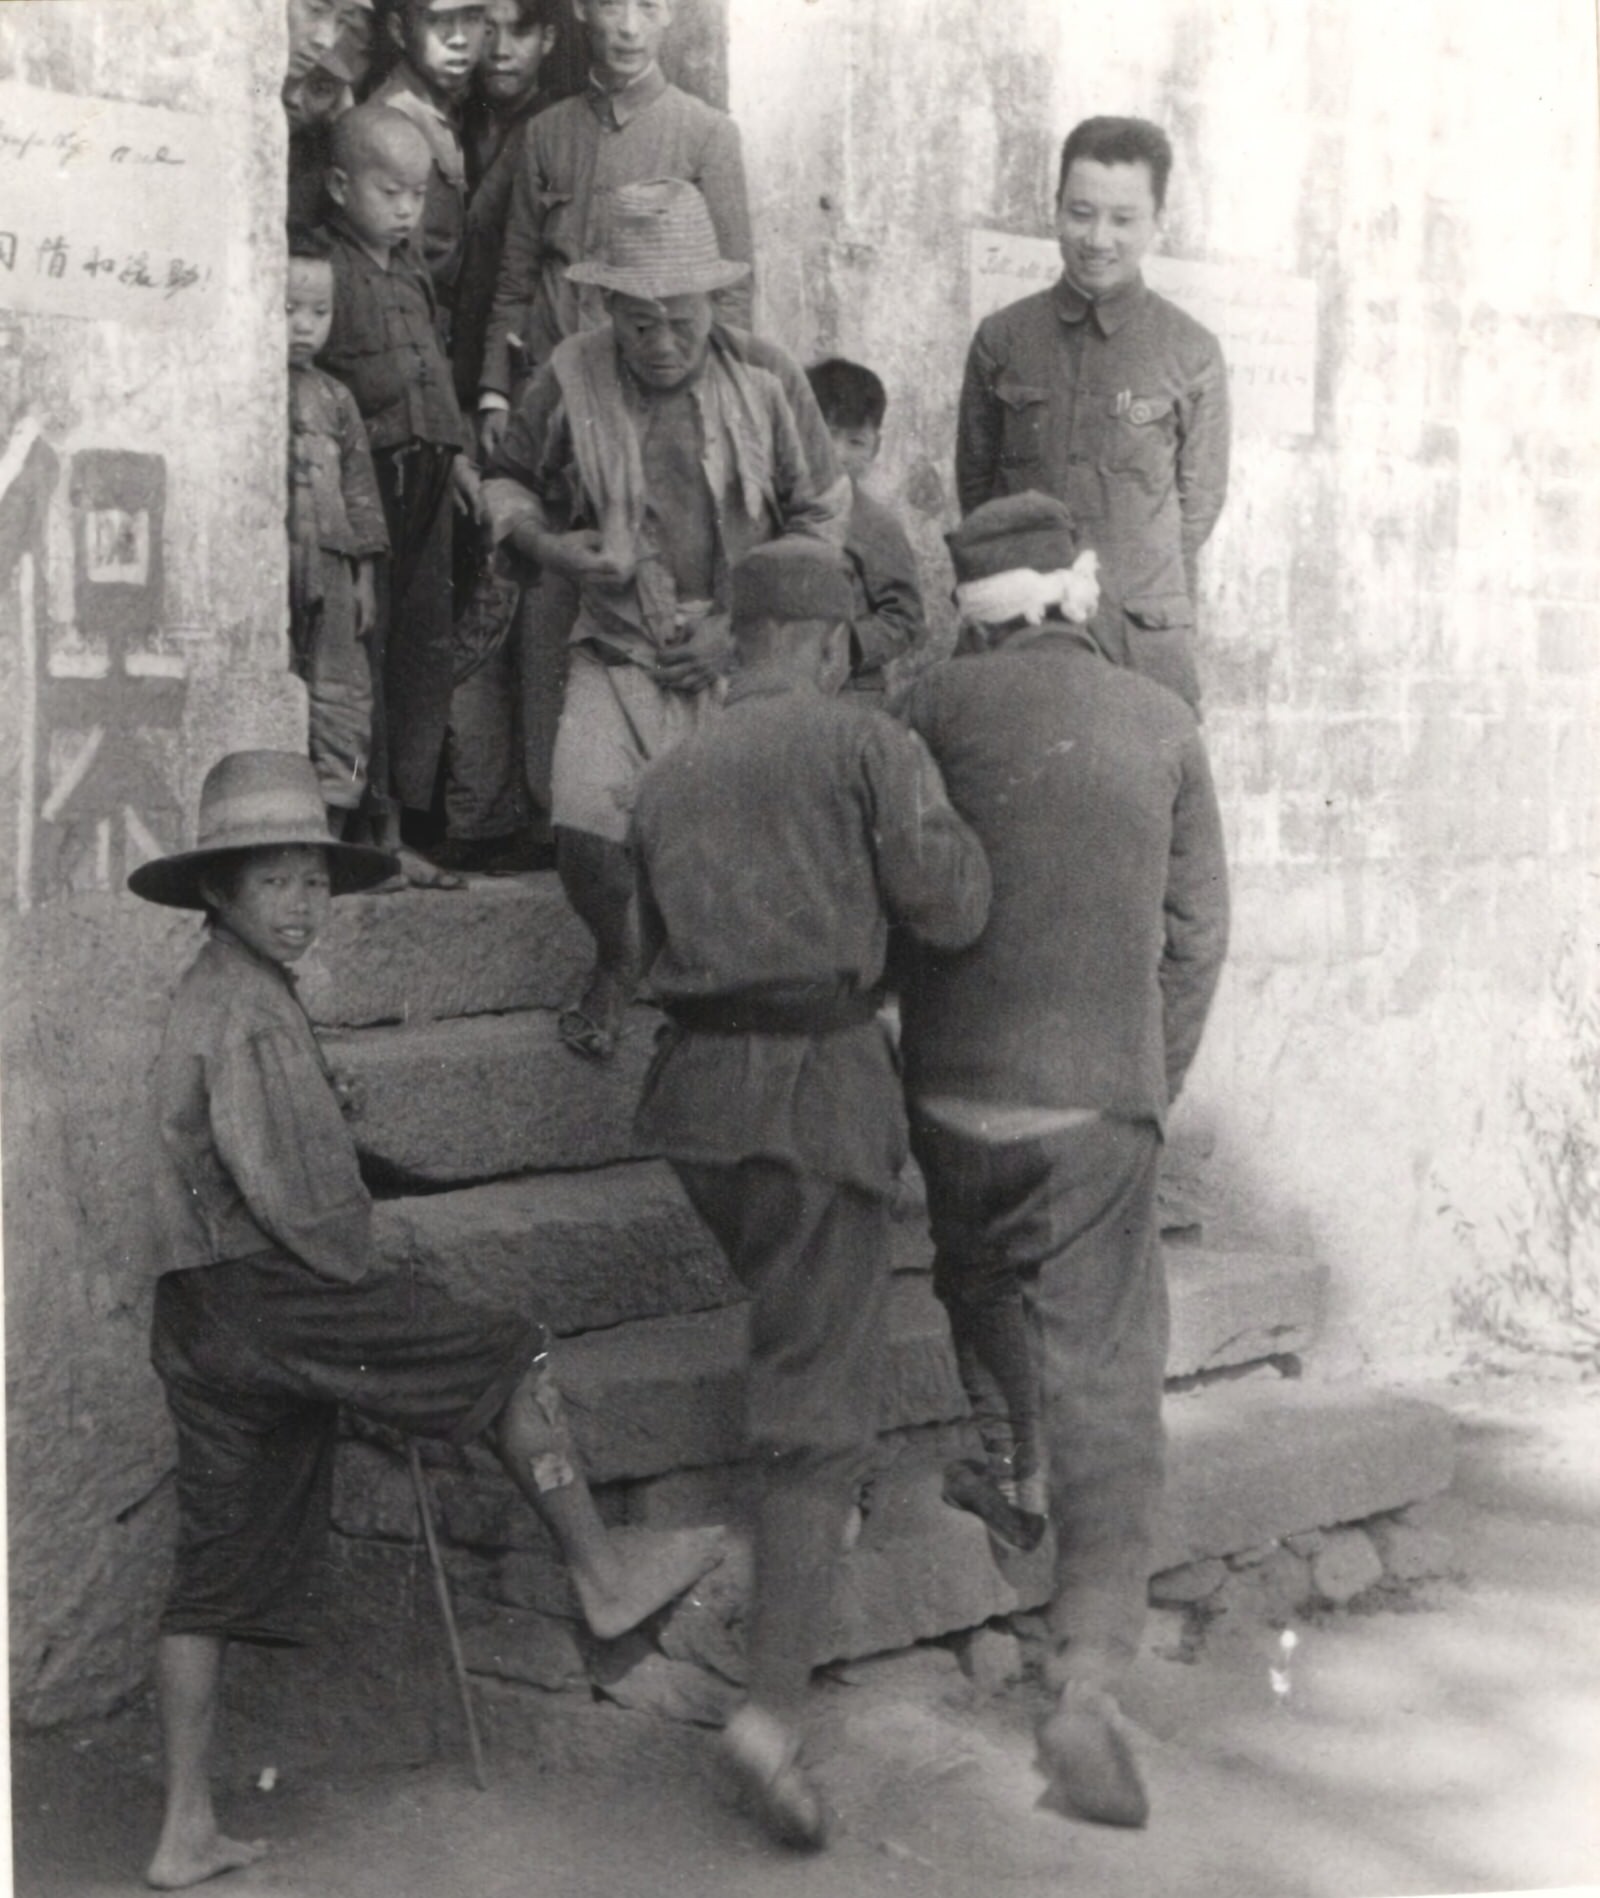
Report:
0,79,225,327
968,229,1319,438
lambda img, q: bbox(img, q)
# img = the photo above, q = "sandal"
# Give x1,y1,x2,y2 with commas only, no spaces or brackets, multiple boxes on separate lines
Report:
558,1005,618,1064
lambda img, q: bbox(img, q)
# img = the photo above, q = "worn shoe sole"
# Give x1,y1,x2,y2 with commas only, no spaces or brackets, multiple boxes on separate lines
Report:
1035,1689,1149,1828
722,1713,830,1852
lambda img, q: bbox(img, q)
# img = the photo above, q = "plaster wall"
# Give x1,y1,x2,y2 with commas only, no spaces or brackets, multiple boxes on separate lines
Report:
1,0,299,1721
730,0,1600,1369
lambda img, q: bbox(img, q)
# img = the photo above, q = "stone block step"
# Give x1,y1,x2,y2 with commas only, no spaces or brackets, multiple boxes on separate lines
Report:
825,1382,1453,1660
377,1150,1322,1366
559,1275,965,1484
373,1163,743,1335
306,1378,1455,1768
300,874,588,1028
330,1008,658,1185
1164,1246,1325,1376
549,1252,1327,1484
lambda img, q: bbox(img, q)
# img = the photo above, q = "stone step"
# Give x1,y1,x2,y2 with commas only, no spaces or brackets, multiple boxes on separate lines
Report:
628,1381,1456,1663
471,1249,1320,1487
300,874,587,1028
279,1378,1455,1771
330,1008,659,1185
377,1154,1323,1362
373,1162,743,1335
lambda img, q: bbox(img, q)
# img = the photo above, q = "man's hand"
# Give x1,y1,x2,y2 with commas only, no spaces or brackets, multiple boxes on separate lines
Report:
522,527,634,586
478,409,509,464
451,454,484,521
351,557,377,641
654,613,734,693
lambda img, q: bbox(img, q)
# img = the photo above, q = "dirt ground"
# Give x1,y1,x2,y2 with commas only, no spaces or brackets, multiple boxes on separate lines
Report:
10,1366,1600,1898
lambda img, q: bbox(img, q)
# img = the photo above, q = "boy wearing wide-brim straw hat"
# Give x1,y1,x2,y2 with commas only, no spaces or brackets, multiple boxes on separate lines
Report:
482,177,850,1065
132,749,724,1891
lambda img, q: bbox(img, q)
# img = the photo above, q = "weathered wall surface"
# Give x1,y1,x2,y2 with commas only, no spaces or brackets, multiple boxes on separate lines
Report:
1,0,301,1722
730,0,1600,1368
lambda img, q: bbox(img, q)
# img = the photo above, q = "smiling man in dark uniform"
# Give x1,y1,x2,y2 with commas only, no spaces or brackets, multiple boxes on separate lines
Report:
956,116,1229,712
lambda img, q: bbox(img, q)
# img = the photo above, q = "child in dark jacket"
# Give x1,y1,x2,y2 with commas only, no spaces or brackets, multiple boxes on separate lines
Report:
316,102,482,883
287,229,389,825
805,357,927,696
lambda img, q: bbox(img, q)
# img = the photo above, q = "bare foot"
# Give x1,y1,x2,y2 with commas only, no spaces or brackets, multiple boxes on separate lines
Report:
146,1830,269,1889
575,1525,726,1640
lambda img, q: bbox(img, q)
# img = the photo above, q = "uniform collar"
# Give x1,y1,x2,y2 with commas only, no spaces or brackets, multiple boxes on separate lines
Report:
586,61,667,128
995,618,1105,661
1053,270,1148,337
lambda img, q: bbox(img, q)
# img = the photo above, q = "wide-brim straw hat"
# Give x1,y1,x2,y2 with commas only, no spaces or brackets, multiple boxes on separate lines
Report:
127,750,397,909
566,178,751,299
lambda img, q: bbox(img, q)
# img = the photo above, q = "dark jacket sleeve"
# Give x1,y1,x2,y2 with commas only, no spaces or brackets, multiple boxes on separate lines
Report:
954,320,1004,515
847,491,925,674
480,133,545,399
861,717,991,952
334,382,390,558
1160,726,1230,1101
699,111,754,331
209,1019,374,1281
1176,331,1231,595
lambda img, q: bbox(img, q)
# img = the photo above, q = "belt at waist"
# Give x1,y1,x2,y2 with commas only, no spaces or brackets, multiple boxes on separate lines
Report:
663,985,883,1037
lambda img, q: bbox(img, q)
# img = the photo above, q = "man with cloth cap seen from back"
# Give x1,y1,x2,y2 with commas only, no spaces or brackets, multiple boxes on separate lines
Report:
897,490,1229,1832
629,537,992,1851
483,177,849,1064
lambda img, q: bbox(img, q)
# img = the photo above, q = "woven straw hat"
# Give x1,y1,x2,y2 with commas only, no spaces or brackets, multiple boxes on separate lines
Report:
566,178,751,299
127,750,397,909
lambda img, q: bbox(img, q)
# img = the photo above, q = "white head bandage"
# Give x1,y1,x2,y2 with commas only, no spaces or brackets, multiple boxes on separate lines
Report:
955,548,1100,630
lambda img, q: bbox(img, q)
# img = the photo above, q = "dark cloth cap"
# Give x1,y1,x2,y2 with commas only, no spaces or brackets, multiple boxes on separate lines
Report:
946,492,1082,583
733,538,856,627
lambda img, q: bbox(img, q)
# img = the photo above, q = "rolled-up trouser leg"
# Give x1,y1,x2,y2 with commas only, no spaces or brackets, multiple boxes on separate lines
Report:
673,1158,889,1715
912,1114,1045,1493
1027,1118,1167,1690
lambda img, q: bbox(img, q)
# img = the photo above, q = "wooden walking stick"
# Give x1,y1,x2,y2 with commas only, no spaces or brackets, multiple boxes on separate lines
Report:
407,1441,489,1790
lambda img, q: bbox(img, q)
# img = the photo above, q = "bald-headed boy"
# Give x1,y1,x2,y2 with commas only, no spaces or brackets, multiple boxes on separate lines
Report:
317,104,482,883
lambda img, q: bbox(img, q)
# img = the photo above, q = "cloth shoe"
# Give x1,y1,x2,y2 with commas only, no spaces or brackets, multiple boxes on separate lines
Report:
722,1704,828,1851
1034,1681,1149,1828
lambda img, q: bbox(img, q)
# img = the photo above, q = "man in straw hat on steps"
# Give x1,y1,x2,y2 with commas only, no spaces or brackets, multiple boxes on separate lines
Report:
482,176,850,1062
130,750,724,1890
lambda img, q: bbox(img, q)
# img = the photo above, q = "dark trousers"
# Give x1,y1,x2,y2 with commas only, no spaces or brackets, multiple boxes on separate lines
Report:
672,1159,890,1714
443,569,573,841
373,442,455,814
910,1113,1168,1690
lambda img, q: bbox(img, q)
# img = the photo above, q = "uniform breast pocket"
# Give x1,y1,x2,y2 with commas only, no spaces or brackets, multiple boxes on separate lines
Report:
1098,392,1178,487
995,377,1048,469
